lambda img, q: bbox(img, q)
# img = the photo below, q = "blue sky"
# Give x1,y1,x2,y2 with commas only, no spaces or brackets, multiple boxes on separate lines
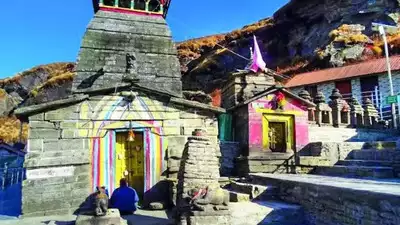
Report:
0,0,288,78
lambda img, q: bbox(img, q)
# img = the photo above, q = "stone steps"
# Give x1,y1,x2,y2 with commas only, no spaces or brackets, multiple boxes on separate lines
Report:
336,159,394,167
226,181,279,202
361,141,397,150
230,201,306,225
314,165,394,178
298,156,331,166
351,149,397,161
228,190,251,202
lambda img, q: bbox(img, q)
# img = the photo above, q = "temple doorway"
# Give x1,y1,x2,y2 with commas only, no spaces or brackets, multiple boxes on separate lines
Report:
116,132,145,202
268,122,287,152
262,114,295,153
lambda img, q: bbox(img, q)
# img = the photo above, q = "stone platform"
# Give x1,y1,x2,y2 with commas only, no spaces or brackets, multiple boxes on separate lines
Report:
250,173,400,195
76,209,125,225
249,173,400,225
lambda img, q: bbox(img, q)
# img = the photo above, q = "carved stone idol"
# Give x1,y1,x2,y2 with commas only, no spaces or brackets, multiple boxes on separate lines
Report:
94,186,109,216
183,186,229,212
126,53,136,74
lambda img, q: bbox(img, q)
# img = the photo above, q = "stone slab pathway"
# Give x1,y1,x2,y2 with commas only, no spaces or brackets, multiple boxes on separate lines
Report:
251,173,400,196
0,209,172,225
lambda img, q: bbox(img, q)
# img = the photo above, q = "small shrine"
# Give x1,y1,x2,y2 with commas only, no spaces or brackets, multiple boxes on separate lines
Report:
220,36,315,176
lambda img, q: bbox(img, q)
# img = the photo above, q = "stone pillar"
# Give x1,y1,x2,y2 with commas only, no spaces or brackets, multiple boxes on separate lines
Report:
329,89,343,127
363,98,379,127
349,97,364,127
314,91,332,126
176,129,230,225
299,89,315,122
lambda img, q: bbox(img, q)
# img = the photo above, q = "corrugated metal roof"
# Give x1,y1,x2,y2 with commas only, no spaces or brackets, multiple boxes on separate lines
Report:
285,56,400,88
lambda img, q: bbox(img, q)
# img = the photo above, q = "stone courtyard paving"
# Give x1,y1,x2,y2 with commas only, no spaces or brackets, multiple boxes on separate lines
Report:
0,209,173,225
0,201,303,225
252,173,400,195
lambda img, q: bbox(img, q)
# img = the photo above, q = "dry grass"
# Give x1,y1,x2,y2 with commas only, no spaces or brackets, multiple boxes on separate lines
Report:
225,18,274,41
277,59,311,75
0,89,7,99
29,71,75,97
0,116,28,143
177,18,274,62
0,62,75,86
177,34,227,59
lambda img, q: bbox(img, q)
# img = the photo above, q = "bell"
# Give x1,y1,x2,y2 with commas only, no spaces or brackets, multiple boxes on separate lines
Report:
127,130,135,142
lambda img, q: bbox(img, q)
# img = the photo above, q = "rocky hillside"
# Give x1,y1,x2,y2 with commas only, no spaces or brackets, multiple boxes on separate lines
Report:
0,62,75,143
2,0,400,143
180,0,400,94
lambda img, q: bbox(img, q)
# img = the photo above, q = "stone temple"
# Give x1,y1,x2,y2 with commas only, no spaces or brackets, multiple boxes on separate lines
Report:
16,0,225,217
12,0,400,224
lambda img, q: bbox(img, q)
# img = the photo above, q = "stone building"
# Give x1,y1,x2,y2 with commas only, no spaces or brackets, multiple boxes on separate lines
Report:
15,0,225,217
221,70,315,176
286,56,400,120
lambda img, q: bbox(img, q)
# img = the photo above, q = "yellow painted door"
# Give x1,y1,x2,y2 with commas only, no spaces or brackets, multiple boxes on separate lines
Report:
116,132,144,201
262,114,294,152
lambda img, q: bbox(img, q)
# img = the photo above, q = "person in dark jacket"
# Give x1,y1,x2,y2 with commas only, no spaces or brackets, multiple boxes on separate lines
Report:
110,178,139,215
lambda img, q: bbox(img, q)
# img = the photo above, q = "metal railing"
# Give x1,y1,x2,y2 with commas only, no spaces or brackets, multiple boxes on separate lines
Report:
0,163,25,190
341,86,400,121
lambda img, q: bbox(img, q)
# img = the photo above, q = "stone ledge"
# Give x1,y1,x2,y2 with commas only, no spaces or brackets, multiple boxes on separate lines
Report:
15,94,89,117
170,97,226,114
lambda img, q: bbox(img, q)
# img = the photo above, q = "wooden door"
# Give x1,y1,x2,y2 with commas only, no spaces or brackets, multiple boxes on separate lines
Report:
335,80,352,99
268,122,286,152
116,132,144,201
360,76,379,102
262,114,294,153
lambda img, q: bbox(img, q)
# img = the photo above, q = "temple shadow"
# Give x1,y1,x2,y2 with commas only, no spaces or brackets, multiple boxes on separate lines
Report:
72,193,97,216
42,220,75,225
122,210,174,225
142,180,174,210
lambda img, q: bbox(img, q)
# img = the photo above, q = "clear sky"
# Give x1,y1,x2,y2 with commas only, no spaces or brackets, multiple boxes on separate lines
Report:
0,0,288,78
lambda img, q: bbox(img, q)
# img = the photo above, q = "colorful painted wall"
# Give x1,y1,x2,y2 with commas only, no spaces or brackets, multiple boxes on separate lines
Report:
22,93,219,216
247,91,309,154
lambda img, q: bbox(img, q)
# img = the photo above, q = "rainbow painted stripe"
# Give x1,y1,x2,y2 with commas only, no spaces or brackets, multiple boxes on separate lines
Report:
91,127,166,194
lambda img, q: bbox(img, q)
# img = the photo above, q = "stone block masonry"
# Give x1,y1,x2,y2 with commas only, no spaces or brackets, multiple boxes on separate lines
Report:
21,93,221,217
251,174,400,225
176,132,231,225
219,141,240,177
73,10,182,96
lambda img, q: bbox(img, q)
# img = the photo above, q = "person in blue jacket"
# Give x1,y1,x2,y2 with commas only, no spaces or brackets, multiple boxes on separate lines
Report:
110,178,139,215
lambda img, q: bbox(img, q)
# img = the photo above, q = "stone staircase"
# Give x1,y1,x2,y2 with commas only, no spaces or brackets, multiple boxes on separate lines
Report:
224,181,307,225
311,142,399,179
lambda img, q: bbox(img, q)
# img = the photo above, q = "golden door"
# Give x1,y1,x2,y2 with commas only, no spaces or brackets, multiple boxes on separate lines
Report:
116,132,144,201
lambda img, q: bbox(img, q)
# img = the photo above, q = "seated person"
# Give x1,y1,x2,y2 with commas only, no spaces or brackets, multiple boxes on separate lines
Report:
110,178,139,215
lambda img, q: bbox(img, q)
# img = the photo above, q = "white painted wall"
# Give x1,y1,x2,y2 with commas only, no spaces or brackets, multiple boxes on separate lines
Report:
378,71,400,108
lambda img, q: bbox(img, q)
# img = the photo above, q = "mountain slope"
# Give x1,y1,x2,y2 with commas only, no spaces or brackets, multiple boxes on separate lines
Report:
179,0,400,94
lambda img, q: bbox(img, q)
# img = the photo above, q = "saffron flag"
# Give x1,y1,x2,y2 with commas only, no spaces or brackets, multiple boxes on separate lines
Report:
249,35,266,73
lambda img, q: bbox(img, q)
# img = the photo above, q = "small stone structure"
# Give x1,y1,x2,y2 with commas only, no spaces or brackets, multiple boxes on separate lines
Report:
349,97,364,127
220,70,315,177
298,89,315,122
363,98,379,126
176,130,231,225
221,71,276,109
76,209,126,225
314,91,332,126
